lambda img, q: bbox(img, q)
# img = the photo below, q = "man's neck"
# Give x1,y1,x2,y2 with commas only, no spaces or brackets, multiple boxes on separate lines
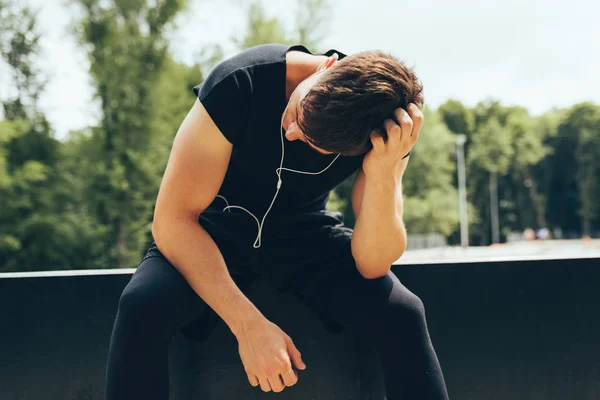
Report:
285,50,327,100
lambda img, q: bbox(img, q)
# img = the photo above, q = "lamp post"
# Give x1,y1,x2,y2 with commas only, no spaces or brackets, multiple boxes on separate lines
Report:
456,134,469,248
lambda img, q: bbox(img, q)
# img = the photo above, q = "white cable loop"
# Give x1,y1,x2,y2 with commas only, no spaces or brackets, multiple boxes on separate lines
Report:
276,153,340,176
213,95,339,248
215,195,231,211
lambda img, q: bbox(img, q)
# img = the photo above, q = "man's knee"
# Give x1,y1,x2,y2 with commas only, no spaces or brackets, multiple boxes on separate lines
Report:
385,290,427,332
117,283,156,324
373,274,427,324
351,277,426,331
359,275,427,331
117,274,177,325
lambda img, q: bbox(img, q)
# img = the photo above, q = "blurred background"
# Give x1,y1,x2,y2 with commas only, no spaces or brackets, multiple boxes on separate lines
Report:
1,0,599,272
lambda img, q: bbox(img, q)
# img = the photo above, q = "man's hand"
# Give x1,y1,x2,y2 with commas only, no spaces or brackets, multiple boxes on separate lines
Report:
236,317,306,393
362,103,423,182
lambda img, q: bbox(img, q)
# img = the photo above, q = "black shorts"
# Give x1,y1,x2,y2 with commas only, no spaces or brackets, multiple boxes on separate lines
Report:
141,206,357,341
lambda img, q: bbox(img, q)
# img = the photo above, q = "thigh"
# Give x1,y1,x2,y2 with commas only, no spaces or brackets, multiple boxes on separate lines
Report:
122,208,261,341
118,250,209,336
261,212,416,332
123,239,255,342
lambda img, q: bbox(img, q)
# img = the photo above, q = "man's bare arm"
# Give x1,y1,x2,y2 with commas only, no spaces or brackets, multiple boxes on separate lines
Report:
152,100,304,392
351,167,407,279
350,104,422,279
152,99,262,336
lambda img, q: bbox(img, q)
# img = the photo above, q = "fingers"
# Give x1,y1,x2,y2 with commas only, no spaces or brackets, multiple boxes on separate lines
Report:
245,332,304,393
259,377,271,392
254,368,293,393
254,365,298,393
394,107,414,139
370,131,386,152
281,367,299,387
407,103,423,142
268,375,285,393
378,104,422,154
247,373,259,387
285,335,306,370
383,118,401,147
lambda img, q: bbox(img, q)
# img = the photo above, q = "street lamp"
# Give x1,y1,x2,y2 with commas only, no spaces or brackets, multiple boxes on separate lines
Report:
456,134,469,248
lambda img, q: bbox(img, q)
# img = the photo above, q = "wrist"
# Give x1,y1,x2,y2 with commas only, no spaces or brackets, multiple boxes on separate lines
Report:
225,301,266,339
364,170,400,190
219,292,265,338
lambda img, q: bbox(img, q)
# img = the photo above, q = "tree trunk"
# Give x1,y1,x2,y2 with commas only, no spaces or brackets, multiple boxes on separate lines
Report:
582,217,591,237
116,218,128,269
523,168,547,229
490,170,500,244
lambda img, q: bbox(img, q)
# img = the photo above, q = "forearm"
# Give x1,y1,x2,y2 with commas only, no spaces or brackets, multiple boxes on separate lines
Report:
351,176,407,278
153,218,263,338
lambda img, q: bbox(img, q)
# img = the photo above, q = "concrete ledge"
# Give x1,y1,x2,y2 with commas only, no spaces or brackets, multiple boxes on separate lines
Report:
2,257,600,399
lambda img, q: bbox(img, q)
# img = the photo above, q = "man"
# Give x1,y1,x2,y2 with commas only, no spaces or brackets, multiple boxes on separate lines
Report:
105,43,449,400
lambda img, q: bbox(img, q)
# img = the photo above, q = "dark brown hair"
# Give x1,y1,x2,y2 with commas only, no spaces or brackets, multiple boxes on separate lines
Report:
297,51,424,156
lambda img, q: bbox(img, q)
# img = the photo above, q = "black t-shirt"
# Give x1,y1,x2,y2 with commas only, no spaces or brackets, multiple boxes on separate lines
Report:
193,44,365,217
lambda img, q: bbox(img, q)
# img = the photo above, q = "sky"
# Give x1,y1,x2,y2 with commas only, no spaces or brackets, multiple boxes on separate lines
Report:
3,0,600,139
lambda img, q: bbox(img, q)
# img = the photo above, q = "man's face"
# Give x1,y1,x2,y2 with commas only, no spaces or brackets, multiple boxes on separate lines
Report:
283,56,338,155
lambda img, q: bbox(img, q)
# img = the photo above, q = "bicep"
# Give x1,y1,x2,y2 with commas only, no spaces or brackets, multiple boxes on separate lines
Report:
153,99,232,229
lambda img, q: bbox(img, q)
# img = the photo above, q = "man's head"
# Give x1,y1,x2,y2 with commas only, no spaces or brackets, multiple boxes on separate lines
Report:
284,50,424,156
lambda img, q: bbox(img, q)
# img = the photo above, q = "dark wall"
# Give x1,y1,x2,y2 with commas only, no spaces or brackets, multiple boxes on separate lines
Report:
396,258,600,400
1,257,600,400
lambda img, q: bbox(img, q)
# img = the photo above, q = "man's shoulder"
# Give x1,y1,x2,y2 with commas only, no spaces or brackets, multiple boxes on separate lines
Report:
213,44,291,77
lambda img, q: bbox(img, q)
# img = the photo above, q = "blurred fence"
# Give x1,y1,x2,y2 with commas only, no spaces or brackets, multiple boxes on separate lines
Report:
406,233,447,250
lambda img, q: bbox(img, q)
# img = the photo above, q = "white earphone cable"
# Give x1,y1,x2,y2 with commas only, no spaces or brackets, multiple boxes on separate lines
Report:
218,99,339,248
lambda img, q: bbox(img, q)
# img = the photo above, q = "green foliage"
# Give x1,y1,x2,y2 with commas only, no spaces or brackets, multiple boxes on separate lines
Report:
402,107,461,235
233,0,331,52
295,0,331,50
69,0,188,268
438,99,474,135
468,116,513,174
0,0,45,108
508,107,550,168
496,109,546,229
553,103,600,235
2,0,600,272
328,107,464,236
233,1,294,50
0,2,98,271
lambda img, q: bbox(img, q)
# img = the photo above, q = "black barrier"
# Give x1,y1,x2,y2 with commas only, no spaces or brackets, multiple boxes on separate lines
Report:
1,257,600,399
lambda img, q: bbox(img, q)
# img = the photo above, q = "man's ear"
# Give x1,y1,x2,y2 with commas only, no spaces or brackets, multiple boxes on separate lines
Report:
285,122,304,141
317,52,339,72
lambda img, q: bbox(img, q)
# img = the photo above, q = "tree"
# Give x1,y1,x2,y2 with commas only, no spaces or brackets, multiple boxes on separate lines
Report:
232,2,460,236
505,107,552,230
295,0,331,50
531,108,565,236
438,99,474,136
548,103,600,237
0,1,88,272
232,1,293,50
330,107,465,234
467,101,513,244
402,107,461,236
233,0,331,52
71,0,188,268
0,0,45,117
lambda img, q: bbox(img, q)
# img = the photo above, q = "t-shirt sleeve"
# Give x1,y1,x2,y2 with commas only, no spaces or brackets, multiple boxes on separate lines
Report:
193,64,252,146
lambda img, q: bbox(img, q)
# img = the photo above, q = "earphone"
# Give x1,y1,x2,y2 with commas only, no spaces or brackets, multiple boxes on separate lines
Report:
215,100,340,249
